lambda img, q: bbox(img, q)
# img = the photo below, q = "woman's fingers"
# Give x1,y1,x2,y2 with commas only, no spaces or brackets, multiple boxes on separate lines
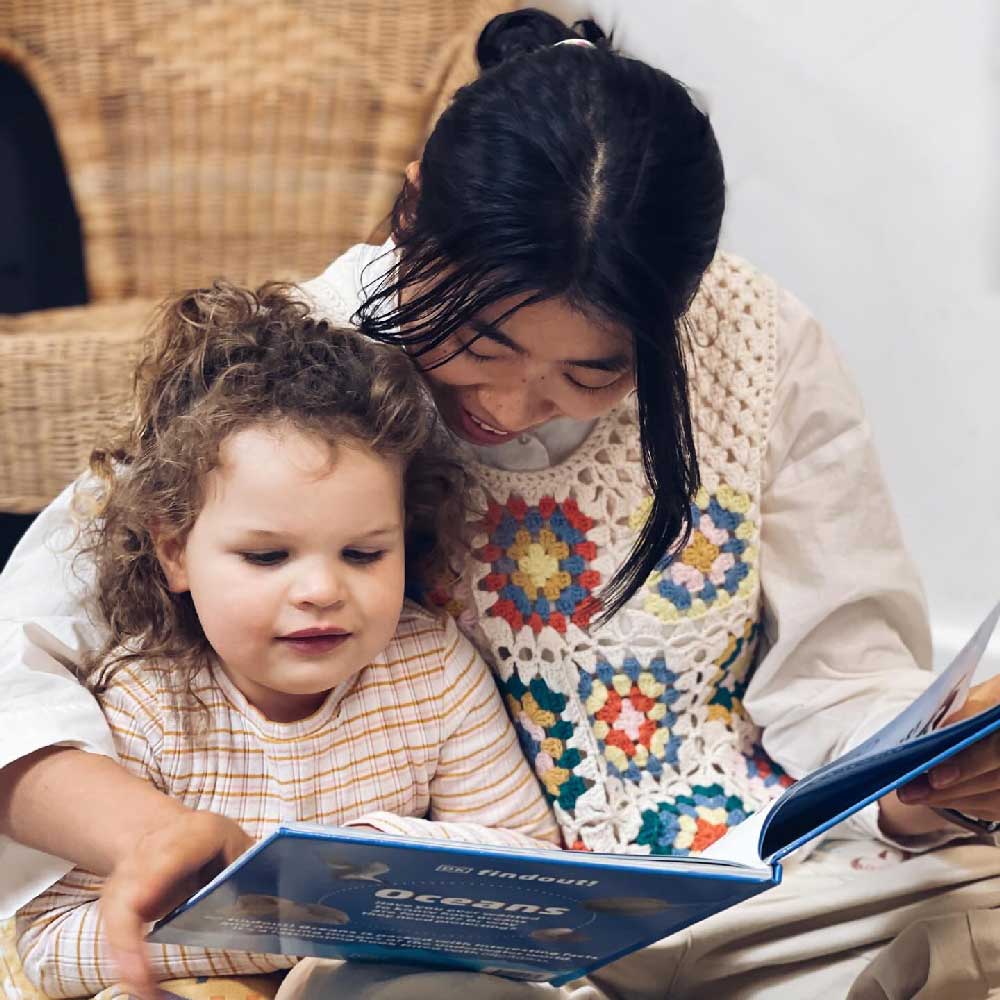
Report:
897,680,1000,809
949,676,1000,725
925,729,1000,791
929,792,1000,823
895,678,1000,819
900,764,1000,805
100,810,253,1000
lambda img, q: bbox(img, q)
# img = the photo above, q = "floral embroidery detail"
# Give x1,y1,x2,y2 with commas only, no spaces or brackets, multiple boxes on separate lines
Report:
478,495,602,635
638,486,758,622
706,620,795,796
745,744,795,792
706,618,759,725
637,783,752,856
579,657,681,782
503,673,588,810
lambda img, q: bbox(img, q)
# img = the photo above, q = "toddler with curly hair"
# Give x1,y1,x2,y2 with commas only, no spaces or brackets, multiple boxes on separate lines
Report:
14,282,557,998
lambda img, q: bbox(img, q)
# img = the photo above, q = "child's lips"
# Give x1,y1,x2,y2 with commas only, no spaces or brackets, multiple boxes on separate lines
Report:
277,630,351,654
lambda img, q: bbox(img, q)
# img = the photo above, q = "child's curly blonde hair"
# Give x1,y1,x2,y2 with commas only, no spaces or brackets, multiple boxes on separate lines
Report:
76,280,468,692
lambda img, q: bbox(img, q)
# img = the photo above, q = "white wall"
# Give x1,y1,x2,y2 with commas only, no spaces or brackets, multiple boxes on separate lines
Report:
547,0,1000,674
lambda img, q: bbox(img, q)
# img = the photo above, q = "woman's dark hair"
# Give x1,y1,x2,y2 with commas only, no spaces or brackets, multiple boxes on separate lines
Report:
356,8,725,622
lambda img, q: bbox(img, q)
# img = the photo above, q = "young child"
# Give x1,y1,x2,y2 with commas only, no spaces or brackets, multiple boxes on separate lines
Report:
14,282,558,998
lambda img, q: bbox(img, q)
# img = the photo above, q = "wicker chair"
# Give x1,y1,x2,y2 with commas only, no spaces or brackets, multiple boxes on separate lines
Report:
0,0,516,514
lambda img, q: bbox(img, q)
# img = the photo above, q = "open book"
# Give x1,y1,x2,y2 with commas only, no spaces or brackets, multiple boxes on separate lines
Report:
150,604,1000,986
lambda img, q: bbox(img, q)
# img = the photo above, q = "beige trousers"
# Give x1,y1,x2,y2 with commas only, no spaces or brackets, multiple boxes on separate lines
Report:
275,840,1000,1000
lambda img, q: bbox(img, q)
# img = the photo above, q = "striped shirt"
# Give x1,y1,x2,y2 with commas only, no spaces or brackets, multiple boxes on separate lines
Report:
16,603,559,997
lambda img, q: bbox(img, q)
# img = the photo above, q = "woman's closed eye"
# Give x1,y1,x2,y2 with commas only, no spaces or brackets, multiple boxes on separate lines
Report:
564,370,628,393
464,339,628,389
465,346,500,362
461,340,510,363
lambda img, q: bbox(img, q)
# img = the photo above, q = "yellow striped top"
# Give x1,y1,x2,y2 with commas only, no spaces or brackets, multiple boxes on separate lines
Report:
16,602,559,997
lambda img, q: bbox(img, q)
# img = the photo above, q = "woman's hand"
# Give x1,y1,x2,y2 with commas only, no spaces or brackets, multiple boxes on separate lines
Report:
100,808,253,1000
881,675,1000,838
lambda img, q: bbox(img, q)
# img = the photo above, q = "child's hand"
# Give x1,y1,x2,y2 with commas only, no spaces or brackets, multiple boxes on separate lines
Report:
100,808,253,1000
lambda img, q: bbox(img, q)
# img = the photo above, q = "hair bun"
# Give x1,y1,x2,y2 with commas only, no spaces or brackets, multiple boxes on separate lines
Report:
573,19,608,46
476,8,589,71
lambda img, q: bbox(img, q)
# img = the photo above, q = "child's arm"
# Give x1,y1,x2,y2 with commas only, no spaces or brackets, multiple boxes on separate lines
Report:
14,673,289,999
16,858,291,999
348,617,562,848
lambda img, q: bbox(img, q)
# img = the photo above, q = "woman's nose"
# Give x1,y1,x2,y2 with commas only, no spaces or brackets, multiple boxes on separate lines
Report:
479,386,558,432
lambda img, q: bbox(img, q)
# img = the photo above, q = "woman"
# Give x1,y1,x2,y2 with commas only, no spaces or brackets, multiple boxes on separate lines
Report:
2,9,999,999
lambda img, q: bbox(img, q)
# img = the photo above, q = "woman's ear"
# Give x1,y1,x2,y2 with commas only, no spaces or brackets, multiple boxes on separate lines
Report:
393,161,422,241
153,527,190,593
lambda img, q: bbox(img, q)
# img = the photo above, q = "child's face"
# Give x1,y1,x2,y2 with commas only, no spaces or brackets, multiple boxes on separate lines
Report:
157,423,406,722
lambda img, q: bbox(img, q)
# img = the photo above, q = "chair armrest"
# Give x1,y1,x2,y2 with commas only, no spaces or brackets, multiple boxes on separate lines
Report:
0,299,157,513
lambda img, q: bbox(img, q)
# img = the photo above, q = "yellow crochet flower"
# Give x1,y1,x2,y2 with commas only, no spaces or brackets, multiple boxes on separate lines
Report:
542,767,570,798
586,679,609,716
510,528,572,601
522,692,557,729
634,486,759,622
681,534,720,574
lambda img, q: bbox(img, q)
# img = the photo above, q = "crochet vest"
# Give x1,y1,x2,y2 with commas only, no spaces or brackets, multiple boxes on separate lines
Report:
429,253,792,855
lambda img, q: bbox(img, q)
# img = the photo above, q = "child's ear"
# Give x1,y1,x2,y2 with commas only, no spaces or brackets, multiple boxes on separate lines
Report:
152,526,190,593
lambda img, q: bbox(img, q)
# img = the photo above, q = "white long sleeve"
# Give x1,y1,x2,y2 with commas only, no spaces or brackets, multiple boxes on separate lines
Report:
744,291,956,848
0,480,117,916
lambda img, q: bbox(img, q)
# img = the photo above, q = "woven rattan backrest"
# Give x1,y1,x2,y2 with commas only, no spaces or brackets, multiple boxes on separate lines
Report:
0,0,515,301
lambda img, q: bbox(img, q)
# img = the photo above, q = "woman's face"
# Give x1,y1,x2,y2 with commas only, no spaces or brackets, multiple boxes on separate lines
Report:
416,294,635,446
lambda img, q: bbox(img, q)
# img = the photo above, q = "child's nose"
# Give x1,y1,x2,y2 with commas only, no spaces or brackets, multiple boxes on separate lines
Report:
291,562,346,610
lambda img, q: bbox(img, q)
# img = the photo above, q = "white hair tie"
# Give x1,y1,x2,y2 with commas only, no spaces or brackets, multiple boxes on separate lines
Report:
553,38,596,49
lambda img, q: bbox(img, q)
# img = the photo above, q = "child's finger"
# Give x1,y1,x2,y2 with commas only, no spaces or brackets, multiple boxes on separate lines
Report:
100,810,253,998
101,870,160,1000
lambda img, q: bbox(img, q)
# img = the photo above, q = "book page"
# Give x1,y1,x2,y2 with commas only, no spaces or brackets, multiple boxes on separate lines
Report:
790,602,998,791
698,804,771,866
698,603,999,868
757,602,1000,861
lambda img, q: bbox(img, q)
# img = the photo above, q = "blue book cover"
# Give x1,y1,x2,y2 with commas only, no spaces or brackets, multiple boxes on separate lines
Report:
151,830,774,985
150,603,1000,984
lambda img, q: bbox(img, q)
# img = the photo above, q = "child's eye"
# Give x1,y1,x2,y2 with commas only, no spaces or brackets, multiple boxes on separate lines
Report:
240,550,288,566
343,549,385,565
